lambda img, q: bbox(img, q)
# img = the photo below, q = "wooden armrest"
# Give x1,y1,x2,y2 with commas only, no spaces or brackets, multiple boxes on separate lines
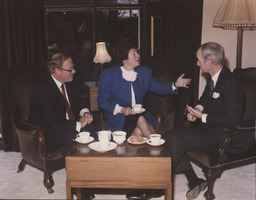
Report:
218,127,234,163
184,121,234,163
237,126,255,131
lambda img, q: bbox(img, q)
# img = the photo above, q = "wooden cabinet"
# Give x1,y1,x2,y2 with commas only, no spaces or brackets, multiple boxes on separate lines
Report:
89,86,99,112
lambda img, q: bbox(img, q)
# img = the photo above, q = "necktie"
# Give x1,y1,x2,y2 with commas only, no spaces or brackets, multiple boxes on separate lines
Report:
61,84,75,120
209,78,214,96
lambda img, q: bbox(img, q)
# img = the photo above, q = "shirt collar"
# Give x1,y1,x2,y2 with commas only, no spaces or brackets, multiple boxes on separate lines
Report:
51,75,63,89
211,67,222,87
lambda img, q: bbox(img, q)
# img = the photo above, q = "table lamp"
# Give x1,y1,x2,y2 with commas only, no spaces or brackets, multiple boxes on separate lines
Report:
93,42,111,85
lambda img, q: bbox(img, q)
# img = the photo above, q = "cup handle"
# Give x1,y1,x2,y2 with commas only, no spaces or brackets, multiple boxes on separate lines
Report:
76,134,79,138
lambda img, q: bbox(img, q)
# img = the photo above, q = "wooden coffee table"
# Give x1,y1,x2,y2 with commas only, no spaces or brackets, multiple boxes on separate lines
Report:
66,140,172,200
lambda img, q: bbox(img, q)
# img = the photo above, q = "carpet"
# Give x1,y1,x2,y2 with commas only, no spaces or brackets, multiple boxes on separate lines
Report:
0,151,255,200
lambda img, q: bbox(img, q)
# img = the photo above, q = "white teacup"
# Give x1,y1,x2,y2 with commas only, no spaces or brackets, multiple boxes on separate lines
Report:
150,134,161,145
98,130,111,149
133,104,142,112
76,132,90,142
113,131,126,144
98,130,111,141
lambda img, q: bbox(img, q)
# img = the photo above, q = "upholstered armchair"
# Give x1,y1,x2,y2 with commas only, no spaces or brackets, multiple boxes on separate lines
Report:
142,56,179,134
3,64,89,194
186,67,256,200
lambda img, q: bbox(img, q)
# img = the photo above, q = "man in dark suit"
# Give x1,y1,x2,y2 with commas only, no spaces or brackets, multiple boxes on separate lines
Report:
29,52,100,157
164,42,254,200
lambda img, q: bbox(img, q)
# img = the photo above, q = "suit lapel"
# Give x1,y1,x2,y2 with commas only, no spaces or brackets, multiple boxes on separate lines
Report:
214,67,232,92
48,75,67,107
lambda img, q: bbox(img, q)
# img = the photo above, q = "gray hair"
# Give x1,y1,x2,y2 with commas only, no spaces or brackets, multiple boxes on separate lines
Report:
200,42,225,66
47,52,69,74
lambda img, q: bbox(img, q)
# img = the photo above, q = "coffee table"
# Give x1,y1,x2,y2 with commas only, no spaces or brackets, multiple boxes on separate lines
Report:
66,139,172,200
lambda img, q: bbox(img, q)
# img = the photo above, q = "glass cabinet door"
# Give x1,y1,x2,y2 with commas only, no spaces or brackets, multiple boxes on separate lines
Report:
45,6,140,82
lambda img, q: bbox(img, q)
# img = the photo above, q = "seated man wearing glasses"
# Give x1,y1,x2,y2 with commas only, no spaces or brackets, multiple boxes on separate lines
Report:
29,52,100,157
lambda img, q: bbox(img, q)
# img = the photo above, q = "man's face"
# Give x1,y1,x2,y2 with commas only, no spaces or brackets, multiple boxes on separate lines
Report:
196,48,211,73
57,57,76,83
123,48,140,69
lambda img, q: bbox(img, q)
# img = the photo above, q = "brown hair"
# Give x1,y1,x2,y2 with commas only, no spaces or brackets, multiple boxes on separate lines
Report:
47,52,70,74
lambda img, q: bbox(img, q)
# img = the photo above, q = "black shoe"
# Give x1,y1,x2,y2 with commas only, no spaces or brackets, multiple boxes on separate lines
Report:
126,189,163,200
186,178,207,200
126,190,147,200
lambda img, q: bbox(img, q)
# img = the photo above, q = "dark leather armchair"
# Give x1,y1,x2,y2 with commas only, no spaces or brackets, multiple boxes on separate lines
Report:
3,64,89,194
142,56,179,134
186,67,256,200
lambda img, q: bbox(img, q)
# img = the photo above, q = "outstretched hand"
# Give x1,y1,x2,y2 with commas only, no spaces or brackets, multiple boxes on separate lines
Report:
175,73,191,88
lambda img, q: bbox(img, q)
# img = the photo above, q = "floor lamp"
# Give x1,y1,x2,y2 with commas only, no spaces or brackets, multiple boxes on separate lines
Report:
213,0,256,68
93,42,112,86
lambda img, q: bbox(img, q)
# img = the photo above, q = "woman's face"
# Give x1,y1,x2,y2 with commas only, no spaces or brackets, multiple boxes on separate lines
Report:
123,48,140,69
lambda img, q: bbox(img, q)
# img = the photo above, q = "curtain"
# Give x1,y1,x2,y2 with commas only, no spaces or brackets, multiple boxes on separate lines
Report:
161,0,203,128
0,0,47,151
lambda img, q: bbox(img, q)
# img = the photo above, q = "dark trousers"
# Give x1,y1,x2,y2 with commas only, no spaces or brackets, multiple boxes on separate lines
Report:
45,122,101,156
163,126,254,173
163,127,225,173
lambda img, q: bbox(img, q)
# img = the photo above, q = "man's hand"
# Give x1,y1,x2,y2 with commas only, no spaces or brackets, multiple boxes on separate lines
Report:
175,73,192,88
120,107,135,116
186,105,202,121
79,113,93,128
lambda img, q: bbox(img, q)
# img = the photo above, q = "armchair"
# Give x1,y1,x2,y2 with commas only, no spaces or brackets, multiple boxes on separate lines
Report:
3,64,89,194
142,56,179,134
186,67,256,200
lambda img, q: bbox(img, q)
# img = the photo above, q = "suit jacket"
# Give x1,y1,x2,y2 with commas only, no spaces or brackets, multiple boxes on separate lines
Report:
97,65,178,132
28,74,88,139
197,66,245,140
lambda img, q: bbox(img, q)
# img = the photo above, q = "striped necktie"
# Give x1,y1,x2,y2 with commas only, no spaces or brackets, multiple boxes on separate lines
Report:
209,78,214,96
61,84,75,120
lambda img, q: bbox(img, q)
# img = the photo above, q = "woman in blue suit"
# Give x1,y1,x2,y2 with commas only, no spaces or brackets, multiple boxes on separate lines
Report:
97,38,191,138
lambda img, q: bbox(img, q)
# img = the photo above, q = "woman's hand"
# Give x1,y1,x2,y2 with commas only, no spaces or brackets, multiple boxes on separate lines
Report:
175,73,191,88
121,107,135,116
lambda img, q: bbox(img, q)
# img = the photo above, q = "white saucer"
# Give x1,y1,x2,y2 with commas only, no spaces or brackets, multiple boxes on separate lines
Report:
146,139,165,146
88,141,117,153
132,108,146,114
75,136,94,144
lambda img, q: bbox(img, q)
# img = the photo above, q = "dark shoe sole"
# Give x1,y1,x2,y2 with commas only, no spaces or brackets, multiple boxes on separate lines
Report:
186,181,207,200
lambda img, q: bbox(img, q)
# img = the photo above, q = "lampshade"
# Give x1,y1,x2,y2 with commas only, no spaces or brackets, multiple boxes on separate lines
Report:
213,0,256,30
93,42,112,64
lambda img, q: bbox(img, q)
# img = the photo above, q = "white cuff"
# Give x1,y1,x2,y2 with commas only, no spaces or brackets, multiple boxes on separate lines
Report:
195,105,204,113
172,83,177,91
113,104,122,115
80,108,90,117
201,114,207,123
76,122,81,132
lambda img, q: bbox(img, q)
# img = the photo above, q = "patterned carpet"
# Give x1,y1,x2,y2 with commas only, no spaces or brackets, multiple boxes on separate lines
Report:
0,150,255,200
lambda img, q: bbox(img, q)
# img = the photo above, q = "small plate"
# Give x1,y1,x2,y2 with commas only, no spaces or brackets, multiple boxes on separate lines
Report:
127,136,147,145
75,136,94,144
132,108,146,114
88,141,117,153
147,139,165,146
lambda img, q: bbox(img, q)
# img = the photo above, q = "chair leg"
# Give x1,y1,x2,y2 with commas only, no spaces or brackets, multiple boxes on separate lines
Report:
203,167,222,200
17,159,27,173
43,171,54,194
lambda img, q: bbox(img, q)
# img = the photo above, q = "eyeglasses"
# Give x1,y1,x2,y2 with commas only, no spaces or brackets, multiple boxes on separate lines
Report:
59,67,75,73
